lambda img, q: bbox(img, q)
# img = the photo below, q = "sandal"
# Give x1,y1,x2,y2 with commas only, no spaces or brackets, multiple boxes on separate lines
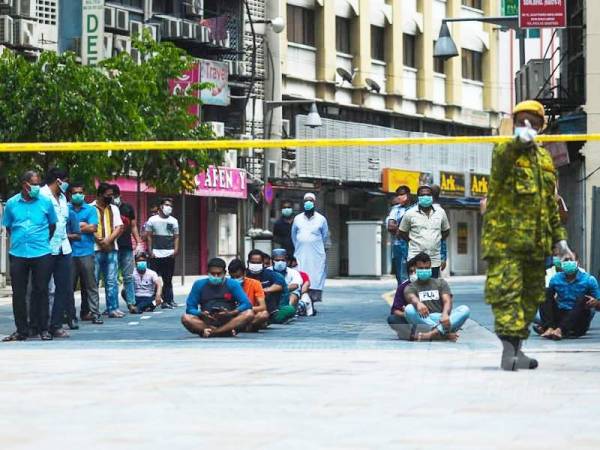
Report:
2,332,27,342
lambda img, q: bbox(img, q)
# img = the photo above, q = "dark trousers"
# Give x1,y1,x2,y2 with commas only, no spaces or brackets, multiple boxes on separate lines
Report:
69,255,100,319
135,296,155,312
150,257,175,303
540,291,593,337
9,254,52,335
49,253,73,331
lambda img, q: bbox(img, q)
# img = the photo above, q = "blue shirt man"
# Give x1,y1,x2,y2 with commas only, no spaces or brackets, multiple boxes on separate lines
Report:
386,185,413,283
69,202,99,257
185,278,252,315
548,270,600,311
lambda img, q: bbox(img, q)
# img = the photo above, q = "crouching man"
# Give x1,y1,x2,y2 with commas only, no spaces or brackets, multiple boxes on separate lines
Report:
403,252,470,341
181,258,254,338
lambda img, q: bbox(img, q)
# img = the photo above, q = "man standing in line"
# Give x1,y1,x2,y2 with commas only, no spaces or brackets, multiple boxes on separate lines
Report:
2,171,57,341
398,185,450,279
386,185,413,283
483,100,572,371
92,183,124,318
41,168,73,338
146,198,179,309
273,200,295,256
67,183,103,325
292,193,329,303
112,184,143,313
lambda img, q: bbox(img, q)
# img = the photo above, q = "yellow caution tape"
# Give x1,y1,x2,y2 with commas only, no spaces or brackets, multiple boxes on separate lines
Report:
0,134,593,153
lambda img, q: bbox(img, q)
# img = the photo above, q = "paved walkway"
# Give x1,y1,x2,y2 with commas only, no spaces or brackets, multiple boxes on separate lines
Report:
1,278,599,449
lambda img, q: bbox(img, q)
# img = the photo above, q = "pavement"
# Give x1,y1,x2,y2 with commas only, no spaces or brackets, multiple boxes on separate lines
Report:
1,277,600,449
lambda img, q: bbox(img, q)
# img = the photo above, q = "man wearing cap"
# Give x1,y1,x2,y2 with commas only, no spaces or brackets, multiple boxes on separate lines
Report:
398,185,450,279
386,185,413,283
292,193,329,303
483,99,572,371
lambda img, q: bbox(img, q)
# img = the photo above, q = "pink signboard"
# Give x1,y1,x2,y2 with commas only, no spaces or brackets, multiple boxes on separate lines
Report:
519,0,566,29
168,62,201,117
195,166,247,199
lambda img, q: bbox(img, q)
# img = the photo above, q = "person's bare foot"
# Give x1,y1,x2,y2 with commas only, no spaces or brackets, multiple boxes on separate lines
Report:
541,328,556,339
202,327,216,338
416,330,441,341
551,328,563,340
446,332,460,342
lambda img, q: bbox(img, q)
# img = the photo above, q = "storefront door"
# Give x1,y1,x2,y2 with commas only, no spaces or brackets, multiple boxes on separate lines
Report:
449,210,476,275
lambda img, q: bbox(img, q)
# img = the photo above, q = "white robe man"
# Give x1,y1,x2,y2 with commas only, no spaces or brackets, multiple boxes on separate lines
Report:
291,193,329,303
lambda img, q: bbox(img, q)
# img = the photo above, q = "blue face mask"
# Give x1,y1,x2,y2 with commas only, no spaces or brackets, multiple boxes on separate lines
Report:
59,180,69,194
418,195,433,208
71,193,85,205
561,260,578,275
553,256,562,270
282,207,293,217
304,201,314,211
136,261,147,272
232,277,244,285
28,184,40,199
273,261,287,272
416,268,432,281
208,275,224,286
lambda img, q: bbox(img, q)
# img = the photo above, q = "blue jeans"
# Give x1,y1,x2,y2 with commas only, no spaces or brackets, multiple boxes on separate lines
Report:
95,251,119,312
404,304,470,335
393,241,408,283
118,249,135,306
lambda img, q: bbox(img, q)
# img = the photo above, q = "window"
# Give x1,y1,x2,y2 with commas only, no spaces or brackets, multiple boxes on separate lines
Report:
371,26,385,61
462,49,483,81
433,42,445,74
462,0,482,9
403,34,416,68
152,0,175,14
287,5,315,46
336,17,351,53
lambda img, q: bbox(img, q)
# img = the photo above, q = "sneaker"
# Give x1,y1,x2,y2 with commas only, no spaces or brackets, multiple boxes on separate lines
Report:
161,302,174,310
297,301,307,317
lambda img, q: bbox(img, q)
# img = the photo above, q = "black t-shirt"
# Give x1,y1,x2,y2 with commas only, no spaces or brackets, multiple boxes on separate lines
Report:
273,217,294,255
117,202,136,250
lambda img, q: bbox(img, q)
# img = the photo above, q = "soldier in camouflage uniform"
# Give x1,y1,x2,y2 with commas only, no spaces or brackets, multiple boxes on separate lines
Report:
482,100,572,371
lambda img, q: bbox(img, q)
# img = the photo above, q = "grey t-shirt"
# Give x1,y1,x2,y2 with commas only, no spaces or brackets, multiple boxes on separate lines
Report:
146,214,179,258
404,278,452,313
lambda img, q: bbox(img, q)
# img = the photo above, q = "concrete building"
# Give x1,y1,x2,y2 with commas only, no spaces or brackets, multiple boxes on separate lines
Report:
0,0,59,54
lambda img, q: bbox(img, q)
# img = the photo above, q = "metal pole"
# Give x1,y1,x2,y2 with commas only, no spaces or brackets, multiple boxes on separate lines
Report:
519,29,527,69
181,193,186,286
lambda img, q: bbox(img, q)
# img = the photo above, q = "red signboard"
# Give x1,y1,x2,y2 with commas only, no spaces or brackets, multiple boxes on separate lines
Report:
519,0,567,29
168,62,201,118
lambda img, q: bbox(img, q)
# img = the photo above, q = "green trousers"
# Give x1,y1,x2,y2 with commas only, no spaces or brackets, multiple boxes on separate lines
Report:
485,258,546,339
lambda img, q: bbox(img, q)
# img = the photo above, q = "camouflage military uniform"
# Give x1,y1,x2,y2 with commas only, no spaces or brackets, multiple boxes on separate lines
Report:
482,140,567,338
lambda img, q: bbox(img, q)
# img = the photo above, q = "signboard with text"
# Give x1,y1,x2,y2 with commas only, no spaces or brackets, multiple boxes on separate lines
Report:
470,174,490,198
169,62,201,118
200,60,231,106
81,0,105,65
519,0,567,29
440,172,466,197
381,168,433,194
502,0,519,16
196,166,247,199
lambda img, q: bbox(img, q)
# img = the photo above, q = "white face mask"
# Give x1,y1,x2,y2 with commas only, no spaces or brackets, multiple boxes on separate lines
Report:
247,263,263,274
113,196,122,206
162,205,172,216
409,273,418,283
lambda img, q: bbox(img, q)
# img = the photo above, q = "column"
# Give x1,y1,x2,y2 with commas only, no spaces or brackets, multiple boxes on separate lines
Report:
482,0,499,113
351,0,371,104
385,0,403,112
445,0,462,121
315,0,336,101
416,0,434,115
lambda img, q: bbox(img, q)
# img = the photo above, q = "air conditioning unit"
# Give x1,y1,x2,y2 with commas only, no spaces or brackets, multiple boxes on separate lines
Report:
230,60,247,76
0,0,13,8
130,20,142,39
207,121,225,138
11,0,34,18
144,24,159,41
282,119,290,137
195,24,210,42
184,0,203,17
0,15,13,44
115,9,129,31
104,6,116,28
114,35,131,54
515,58,552,102
162,18,180,38
103,32,113,58
131,47,141,64
13,18,36,47
181,21,194,39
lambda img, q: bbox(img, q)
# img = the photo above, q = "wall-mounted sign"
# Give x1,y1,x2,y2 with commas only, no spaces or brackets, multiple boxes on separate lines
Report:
200,59,230,106
169,62,201,117
470,174,490,198
519,0,567,29
440,172,465,197
196,166,247,199
81,0,105,65
382,168,433,194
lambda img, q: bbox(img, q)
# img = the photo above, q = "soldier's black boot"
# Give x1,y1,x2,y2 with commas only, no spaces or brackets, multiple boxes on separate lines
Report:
516,340,538,370
498,335,518,371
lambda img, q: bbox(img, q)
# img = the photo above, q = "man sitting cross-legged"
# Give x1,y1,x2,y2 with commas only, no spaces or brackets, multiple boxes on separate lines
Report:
403,252,470,342
227,258,270,332
181,258,254,338
132,252,163,313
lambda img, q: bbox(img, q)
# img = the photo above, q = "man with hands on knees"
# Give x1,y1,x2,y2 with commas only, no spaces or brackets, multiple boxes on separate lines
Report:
181,258,254,338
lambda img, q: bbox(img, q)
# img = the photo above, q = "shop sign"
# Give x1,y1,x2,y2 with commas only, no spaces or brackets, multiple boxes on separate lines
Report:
169,62,201,117
381,168,433,194
502,0,519,16
81,0,105,66
470,173,490,197
196,166,247,199
440,172,465,197
519,0,567,29
200,59,231,106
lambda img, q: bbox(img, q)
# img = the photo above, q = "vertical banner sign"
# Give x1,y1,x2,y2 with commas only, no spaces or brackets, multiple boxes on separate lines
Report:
519,0,567,29
169,62,201,118
82,0,105,66
200,60,231,106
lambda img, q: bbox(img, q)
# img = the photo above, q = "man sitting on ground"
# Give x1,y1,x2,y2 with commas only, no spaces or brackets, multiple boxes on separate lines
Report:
536,255,600,340
403,252,470,341
132,252,163,313
270,248,303,307
182,258,254,337
245,250,295,324
289,256,314,316
228,258,270,331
